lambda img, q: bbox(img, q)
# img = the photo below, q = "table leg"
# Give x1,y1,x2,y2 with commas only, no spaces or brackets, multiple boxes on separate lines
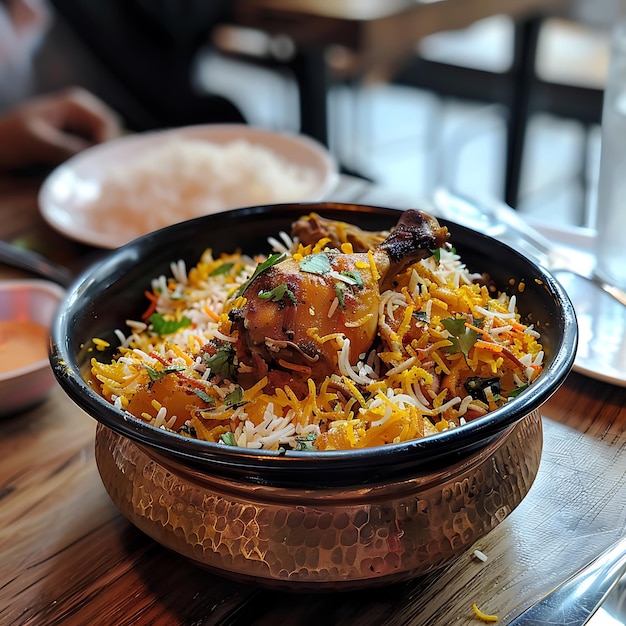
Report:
504,15,542,209
290,46,329,145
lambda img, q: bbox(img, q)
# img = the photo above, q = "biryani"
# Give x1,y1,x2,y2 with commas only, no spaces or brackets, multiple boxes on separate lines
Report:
90,210,544,451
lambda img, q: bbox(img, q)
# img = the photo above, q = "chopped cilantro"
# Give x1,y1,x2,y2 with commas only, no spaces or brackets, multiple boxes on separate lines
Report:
258,282,297,304
433,246,455,261
210,262,234,276
193,388,215,404
224,386,245,407
508,384,529,398
299,252,331,275
145,364,186,382
236,253,286,297
203,345,237,381
220,432,237,446
441,316,478,359
149,313,192,336
334,283,345,308
340,270,363,288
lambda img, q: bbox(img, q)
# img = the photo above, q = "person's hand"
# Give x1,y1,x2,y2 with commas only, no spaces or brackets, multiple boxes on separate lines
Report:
0,87,122,170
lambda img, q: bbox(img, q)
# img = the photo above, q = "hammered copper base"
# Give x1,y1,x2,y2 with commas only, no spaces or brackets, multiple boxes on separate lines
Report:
95,411,542,590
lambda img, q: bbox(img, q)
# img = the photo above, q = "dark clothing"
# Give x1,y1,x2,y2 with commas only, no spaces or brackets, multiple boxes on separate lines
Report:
47,0,245,131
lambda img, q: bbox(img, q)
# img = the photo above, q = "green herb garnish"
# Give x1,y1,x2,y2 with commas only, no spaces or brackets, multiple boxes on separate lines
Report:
258,282,297,304
340,270,363,288
149,313,192,336
145,364,186,382
334,283,345,308
508,384,529,398
432,246,455,262
441,316,479,359
193,388,215,404
203,345,237,381
236,253,286,297
224,386,245,407
299,252,331,275
210,262,234,276
220,432,237,446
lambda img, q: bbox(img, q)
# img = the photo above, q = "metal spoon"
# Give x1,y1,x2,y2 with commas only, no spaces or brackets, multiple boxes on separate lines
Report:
0,240,73,287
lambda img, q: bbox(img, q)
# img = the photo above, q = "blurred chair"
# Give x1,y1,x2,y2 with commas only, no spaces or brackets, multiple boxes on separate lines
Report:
208,3,612,223
391,8,610,216
518,15,608,224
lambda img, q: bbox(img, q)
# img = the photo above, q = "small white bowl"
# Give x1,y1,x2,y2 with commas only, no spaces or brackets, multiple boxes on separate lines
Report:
0,279,66,417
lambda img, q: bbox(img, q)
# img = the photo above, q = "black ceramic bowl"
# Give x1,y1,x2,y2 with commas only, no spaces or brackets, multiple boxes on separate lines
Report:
51,202,577,488
50,202,577,587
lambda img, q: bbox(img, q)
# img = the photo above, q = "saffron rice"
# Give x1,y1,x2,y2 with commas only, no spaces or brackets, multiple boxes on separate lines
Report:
90,221,544,451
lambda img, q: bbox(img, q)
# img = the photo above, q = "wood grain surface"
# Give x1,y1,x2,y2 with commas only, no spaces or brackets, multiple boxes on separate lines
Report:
2,172,626,625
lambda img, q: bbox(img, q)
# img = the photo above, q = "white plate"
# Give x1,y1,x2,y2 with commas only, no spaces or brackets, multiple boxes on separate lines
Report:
527,224,626,387
550,269,626,387
39,124,339,249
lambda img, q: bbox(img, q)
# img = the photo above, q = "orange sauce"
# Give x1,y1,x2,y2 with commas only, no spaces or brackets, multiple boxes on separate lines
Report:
0,320,50,374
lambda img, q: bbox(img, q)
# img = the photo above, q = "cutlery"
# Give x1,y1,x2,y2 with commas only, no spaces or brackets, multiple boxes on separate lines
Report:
432,188,626,308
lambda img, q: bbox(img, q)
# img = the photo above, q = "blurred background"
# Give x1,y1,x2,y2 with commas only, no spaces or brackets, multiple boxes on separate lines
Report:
8,0,626,232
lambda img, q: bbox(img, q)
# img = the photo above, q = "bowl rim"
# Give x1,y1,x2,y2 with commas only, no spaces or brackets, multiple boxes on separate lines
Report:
50,202,578,485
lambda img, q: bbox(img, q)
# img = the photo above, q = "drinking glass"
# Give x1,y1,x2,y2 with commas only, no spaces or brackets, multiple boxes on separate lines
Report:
595,17,626,290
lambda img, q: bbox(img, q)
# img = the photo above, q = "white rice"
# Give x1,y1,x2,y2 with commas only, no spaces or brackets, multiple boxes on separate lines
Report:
84,138,319,240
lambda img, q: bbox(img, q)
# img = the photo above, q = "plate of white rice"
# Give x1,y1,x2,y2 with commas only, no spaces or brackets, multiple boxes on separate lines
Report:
38,124,339,249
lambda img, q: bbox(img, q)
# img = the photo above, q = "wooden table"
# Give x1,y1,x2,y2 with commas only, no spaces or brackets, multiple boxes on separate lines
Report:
2,172,626,626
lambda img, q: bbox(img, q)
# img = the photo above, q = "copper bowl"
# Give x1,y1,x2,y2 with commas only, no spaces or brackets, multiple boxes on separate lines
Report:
50,202,577,589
